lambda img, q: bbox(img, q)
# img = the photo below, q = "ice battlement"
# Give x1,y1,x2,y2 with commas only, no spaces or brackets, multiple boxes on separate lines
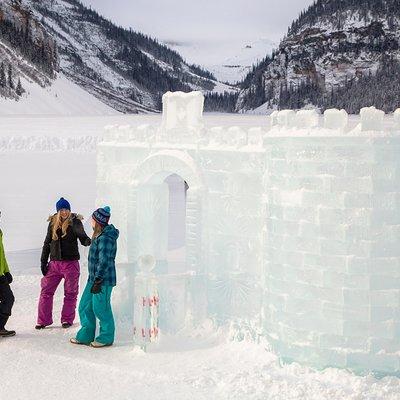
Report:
102,93,400,149
98,92,400,377
270,106,400,135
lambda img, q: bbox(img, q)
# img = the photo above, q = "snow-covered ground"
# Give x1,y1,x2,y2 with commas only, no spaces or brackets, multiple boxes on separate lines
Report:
0,74,117,116
1,114,400,399
2,263,400,399
0,255,398,400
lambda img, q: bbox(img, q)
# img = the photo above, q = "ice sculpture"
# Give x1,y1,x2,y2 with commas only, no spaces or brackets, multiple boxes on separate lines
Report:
97,91,400,376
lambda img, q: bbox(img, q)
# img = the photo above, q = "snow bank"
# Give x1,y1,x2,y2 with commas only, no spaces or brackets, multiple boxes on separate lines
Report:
0,135,99,152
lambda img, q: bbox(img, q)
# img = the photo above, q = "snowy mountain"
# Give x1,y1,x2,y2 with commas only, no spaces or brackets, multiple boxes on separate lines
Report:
236,0,400,113
0,0,229,114
0,0,58,100
28,0,229,113
165,38,276,84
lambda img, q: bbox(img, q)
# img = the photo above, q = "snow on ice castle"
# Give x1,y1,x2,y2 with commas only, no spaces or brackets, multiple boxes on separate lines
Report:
97,91,400,376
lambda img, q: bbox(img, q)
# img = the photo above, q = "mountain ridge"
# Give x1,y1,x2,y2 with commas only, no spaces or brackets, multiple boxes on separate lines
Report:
236,0,400,113
1,0,228,114
0,0,58,100
25,0,222,113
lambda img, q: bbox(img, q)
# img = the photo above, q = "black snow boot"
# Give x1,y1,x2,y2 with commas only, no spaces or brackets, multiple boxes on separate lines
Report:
0,329,16,337
62,322,72,329
35,324,47,330
0,315,15,337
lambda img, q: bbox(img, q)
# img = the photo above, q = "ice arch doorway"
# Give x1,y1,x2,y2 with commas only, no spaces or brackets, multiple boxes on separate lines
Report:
134,173,189,275
165,174,189,274
128,151,206,332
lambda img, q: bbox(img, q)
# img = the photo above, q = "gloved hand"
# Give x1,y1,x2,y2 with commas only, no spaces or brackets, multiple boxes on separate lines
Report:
91,278,102,294
5,272,12,284
41,263,49,276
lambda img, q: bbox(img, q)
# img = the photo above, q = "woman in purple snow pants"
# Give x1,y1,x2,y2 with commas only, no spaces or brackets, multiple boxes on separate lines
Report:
36,197,91,330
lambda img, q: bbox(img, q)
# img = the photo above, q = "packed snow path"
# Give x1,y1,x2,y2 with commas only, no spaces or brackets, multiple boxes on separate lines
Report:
0,267,399,400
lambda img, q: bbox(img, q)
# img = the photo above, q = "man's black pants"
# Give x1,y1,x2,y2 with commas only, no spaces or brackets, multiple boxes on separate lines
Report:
0,276,14,329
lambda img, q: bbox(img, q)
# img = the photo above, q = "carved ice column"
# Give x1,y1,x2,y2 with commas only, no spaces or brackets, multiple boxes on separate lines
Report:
185,187,207,325
185,188,202,273
127,184,140,266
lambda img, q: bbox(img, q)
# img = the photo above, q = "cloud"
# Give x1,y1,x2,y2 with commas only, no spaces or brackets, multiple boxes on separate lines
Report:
80,0,314,42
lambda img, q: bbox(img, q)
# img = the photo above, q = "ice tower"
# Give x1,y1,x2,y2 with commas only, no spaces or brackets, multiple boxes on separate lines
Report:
97,93,400,376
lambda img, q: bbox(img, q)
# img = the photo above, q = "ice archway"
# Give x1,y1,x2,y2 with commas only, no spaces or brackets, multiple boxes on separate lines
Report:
128,149,204,274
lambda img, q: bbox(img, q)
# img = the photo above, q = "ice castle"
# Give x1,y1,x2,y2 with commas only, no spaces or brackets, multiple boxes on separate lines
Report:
97,91,400,376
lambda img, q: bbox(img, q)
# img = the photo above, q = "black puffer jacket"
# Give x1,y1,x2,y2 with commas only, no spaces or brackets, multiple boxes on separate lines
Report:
40,214,91,267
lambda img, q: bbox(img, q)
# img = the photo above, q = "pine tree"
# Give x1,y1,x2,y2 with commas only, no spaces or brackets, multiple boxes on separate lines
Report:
7,64,14,89
0,63,6,88
16,78,24,96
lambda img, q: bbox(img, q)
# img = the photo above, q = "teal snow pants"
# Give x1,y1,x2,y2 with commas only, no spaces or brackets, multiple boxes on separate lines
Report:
76,282,115,345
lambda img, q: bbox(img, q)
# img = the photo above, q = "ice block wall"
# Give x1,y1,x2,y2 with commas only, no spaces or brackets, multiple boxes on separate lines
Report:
263,132,400,376
200,134,265,323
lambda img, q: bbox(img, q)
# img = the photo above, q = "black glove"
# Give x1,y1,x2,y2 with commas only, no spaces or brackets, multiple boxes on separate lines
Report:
91,279,102,294
41,263,49,276
5,272,12,284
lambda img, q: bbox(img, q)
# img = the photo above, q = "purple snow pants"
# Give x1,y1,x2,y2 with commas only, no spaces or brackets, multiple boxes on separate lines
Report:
37,260,80,326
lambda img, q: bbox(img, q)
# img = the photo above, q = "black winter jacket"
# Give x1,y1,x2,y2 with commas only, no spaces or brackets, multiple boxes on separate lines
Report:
40,214,91,267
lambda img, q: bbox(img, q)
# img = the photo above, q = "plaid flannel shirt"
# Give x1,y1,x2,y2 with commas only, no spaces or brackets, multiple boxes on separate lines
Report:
88,224,119,287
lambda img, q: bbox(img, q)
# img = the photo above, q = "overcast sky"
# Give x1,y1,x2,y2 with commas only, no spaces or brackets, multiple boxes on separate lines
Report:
80,0,314,43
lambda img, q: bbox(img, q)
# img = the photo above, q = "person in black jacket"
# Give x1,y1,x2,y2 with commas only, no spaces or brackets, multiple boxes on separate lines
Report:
36,198,91,330
0,210,15,337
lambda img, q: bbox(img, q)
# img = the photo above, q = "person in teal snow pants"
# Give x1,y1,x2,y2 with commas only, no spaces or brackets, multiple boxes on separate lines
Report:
70,206,119,348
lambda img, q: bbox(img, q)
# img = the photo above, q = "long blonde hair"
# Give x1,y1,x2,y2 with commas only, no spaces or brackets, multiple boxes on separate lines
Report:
50,210,71,240
92,220,104,240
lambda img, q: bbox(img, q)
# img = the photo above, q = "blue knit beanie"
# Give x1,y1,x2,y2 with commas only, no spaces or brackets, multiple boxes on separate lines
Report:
56,197,71,212
92,206,111,226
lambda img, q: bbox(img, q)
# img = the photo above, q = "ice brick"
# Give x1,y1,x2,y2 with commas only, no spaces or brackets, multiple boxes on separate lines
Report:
296,110,319,128
360,106,385,132
324,109,348,130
